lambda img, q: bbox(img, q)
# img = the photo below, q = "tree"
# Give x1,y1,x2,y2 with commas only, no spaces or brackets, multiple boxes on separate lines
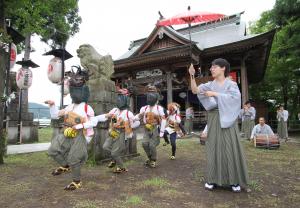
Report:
0,0,81,164
249,0,300,119
0,0,7,164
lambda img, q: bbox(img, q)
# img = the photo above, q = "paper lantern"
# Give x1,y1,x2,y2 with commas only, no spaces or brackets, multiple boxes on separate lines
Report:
16,67,33,89
10,43,17,69
47,57,62,83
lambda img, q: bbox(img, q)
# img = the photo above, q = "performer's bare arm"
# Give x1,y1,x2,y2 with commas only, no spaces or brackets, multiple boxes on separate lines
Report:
45,100,65,117
188,64,200,94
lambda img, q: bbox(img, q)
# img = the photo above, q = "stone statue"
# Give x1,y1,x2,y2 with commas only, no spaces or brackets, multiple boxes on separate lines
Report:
76,44,114,80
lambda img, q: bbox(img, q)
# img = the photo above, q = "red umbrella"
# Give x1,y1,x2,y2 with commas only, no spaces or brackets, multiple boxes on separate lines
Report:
157,6,225,43
157,6,225,102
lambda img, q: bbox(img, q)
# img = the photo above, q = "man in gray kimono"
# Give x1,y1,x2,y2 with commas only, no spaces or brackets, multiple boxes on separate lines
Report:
189,58,249,193
277,106,289,141
250,117,274,139
240,101,256,140
185,105,194,135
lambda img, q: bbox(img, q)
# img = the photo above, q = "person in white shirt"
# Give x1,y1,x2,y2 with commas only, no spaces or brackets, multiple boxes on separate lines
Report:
134,85,166,168
250,117,274,139
92,88,140,173
277,105,289,140
47,70,97,191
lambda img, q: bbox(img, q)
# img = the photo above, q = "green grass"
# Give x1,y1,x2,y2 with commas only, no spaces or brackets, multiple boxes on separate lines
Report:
38,127,53,143
248,180,263,192
4,152,49,167
125,195,143,206
139,177,170,188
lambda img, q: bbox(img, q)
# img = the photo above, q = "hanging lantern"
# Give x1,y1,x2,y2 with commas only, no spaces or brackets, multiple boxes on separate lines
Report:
10,43,17,69
47,57,62,83
16,67,33,89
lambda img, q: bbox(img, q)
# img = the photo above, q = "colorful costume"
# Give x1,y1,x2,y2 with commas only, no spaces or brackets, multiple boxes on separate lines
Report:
48,69,96,190
135,86,166,168
93,89,139,173
163,103,181,159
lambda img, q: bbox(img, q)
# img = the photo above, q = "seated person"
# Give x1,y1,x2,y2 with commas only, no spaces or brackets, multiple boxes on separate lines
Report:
250,117,274,139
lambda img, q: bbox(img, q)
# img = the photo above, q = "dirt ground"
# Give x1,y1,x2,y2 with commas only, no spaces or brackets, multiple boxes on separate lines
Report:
0,136,300,208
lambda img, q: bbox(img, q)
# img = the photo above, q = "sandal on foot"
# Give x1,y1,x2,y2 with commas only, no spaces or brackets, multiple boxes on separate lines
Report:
64,181,82,191
51,166,70,176
144,160,150,166
149,161,156,168
107,161,116,168
113,167,128,173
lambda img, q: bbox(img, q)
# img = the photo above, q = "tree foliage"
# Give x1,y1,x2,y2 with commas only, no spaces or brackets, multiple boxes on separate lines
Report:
3,0,81,47
249,0,300,119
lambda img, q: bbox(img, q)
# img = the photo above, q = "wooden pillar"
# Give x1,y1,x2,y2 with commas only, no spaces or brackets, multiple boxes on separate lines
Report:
166,71,173,103
130,96,134,113
240,58,249,105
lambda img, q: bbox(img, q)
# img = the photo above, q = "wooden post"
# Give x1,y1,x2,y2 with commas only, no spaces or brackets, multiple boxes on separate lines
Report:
166,71,173,103
240,58,249,105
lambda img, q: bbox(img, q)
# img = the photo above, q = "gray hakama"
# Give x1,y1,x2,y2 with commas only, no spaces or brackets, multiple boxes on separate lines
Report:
277,110,288,139
241,117,255,139
240,107,256,139
103,130,126,168
197,79,249,187
48,131,88,181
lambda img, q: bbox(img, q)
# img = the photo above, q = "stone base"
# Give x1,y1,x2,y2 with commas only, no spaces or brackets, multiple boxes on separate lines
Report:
7,124,39,144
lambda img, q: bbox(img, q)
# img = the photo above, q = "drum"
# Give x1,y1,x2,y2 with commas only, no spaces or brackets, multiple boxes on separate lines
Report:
254,134,280,149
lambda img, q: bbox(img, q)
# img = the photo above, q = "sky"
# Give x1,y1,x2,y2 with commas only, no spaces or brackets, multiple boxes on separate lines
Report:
11,0,276,106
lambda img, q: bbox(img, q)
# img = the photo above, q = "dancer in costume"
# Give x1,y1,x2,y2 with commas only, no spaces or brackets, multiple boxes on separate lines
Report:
163,103,181,160
134,85,166,168
276,105,289,141
189,58,249,193
47,69,96,191
92,88,140,173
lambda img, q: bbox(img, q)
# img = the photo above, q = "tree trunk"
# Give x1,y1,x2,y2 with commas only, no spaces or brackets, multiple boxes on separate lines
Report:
281,82,288,109
0,0,6,165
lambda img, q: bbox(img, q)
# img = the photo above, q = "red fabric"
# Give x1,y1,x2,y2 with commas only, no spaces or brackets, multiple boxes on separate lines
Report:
157,11,224,26
84,103,88,114
229,72,237,82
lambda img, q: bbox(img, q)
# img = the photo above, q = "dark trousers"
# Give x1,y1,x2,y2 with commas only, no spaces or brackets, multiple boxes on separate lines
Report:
163,131,177,156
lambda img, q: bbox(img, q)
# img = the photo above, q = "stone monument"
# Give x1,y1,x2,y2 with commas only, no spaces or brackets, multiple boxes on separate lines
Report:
6,72,39,144
77,44,138,163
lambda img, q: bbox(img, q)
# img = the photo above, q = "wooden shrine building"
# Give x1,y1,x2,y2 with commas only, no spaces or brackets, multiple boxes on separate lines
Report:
113,12,275,123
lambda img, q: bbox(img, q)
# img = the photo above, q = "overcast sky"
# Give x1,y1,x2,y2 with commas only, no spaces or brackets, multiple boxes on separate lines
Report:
11,0,276,106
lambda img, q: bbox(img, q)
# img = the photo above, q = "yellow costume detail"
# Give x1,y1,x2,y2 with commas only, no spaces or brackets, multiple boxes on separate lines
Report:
64,127,78,138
